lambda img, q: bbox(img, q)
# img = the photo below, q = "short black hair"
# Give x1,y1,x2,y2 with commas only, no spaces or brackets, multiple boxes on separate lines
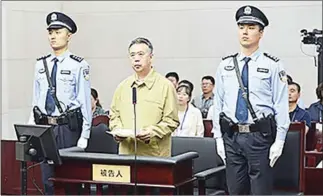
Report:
316,82,323,100
288,81,301,93
237,23,264,31
128,37,153,54
165,72,179,82
287,75,293,84
178,80,194,92
202,76,215,85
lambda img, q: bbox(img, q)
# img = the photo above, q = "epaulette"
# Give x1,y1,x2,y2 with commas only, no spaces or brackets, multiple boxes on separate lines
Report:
264,53,280,62
70,55,84,63
222,53,238,60
36,54,51,61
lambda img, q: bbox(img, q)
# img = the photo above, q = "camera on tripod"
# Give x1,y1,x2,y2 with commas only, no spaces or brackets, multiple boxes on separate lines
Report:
300,28,323,86
300,29,322,46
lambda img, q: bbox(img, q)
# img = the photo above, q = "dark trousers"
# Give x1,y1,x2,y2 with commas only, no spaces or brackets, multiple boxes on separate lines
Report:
223,131,274,195
40,124,80,195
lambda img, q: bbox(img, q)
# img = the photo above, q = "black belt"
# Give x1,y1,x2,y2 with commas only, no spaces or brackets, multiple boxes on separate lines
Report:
231,124,259,133
46,115,69,125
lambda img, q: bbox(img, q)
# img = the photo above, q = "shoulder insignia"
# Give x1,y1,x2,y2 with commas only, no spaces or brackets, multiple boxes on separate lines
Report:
36,54,51,61
222,53,238,61
278,70,287,83
70,55,84,63
264,53,280,62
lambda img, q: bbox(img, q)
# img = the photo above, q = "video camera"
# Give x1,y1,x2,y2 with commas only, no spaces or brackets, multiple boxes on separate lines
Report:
300,29,322,47
300,28,323,86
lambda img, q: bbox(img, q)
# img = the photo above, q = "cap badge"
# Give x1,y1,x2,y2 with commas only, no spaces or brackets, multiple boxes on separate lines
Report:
51,13,57,21
244,6,252,15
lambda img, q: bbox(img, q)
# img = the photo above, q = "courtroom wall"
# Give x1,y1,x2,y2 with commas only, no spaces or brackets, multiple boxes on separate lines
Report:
2,1,322,140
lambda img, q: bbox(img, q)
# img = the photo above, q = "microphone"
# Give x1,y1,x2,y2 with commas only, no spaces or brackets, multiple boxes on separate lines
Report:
132,87,137,105
132,87,138,195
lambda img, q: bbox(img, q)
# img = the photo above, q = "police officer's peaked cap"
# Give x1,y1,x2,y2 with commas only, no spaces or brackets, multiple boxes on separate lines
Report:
46,12,77,34
235,5,269,27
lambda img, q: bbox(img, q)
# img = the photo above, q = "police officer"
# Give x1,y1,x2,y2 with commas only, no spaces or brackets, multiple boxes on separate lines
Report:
28,12,92,195
212,5,290,195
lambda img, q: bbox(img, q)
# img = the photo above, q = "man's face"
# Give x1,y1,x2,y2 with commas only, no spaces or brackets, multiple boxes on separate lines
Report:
288,84,300,103
167,76,178,88
238,24,263,48
129,43,153,74
48,28,71,50
201,79,214,94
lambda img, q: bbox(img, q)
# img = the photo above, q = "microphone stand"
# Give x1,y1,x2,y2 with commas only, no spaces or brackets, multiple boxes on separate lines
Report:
19,136,28,195
132,87,138,195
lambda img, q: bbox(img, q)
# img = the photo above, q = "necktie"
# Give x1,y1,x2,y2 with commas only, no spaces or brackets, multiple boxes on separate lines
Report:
235,57,251,123
45,58,58,115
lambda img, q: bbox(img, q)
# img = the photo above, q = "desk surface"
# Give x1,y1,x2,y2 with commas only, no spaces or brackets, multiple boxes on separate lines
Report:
59,147,198,165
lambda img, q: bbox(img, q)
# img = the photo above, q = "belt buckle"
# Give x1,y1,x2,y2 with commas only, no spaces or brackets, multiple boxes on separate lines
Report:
238,125,250,133
47,117,57,125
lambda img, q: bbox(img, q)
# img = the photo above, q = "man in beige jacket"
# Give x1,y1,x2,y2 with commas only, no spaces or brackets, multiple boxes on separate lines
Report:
109,37,179,157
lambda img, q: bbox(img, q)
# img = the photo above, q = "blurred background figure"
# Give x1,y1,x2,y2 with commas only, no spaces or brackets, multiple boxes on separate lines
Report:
91,88,107,118
287,74,306,109
308,82,323,122
173,83,204,137
288,82,311,134
192,76,215,118
165,72,179,88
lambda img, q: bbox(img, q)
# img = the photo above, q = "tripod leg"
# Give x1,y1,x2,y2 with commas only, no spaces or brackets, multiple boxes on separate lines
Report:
318,50,323,85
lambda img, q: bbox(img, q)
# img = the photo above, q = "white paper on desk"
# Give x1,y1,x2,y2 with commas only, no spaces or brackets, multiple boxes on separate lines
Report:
107,129,141,138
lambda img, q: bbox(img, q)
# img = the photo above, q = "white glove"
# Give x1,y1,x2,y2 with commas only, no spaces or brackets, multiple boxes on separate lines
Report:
269,140,285,167
77,137,88,149
216,137,226,165
27,111,35,125
27,118,35,125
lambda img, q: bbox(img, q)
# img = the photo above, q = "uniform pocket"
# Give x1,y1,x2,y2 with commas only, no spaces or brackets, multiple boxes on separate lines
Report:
57,75,75,93
221,73,236,91
57,75,74,84
251,74,271,92
37,74,48,92
251,132,272,148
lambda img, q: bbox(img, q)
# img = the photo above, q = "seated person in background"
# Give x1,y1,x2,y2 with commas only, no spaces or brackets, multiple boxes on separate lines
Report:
192,76,215,118
173,83,204,137
288,82,311,134
165,72,179,88
206,105,215,120
287,74,306,109
91,88,107,118
308,82,323,122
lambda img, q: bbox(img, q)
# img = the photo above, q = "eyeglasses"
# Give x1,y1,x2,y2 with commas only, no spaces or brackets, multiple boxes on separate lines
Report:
201,83,213,86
